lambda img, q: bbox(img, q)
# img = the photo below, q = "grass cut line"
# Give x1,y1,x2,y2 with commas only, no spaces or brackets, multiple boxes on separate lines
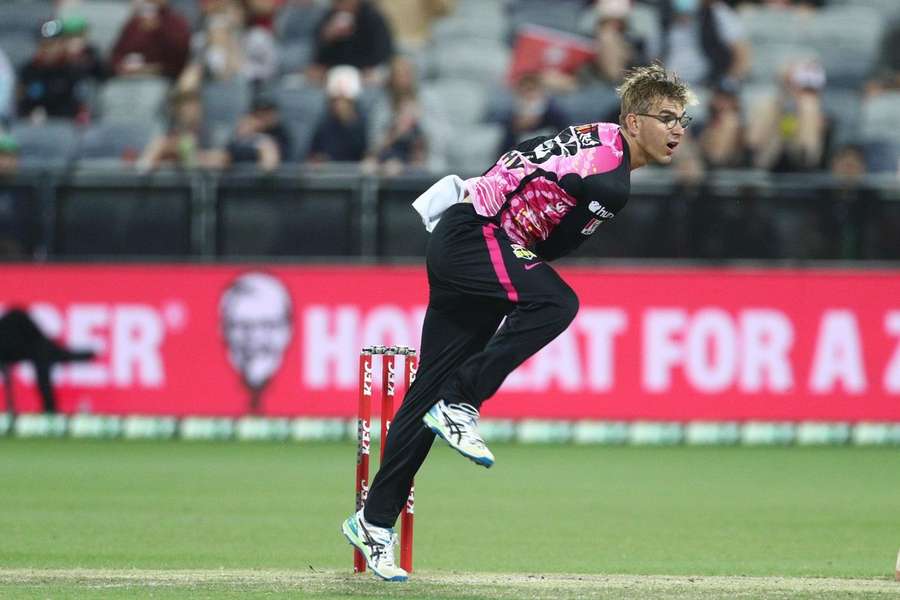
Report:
0,569,898,599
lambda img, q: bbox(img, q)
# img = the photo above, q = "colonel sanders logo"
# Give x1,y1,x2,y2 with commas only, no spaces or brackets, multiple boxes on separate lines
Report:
219,272,293,414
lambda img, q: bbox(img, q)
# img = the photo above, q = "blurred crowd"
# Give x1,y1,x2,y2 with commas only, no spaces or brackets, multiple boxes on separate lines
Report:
0,0,898,183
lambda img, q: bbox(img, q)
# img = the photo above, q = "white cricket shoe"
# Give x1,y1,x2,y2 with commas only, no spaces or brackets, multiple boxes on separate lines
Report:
341,509,408,582
423,400,495,468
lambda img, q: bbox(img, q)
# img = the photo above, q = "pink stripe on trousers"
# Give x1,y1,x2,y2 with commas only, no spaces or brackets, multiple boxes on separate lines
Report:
482,224,519,302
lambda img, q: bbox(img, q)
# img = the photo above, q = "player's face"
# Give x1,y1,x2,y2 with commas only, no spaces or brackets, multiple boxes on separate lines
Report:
634,98,688,165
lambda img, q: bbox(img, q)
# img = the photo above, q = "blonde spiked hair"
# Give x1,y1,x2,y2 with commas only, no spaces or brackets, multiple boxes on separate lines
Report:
616,63,697,125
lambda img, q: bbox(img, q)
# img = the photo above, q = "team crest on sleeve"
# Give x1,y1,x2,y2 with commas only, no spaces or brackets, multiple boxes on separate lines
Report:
510,244,538,260
573,124,601,148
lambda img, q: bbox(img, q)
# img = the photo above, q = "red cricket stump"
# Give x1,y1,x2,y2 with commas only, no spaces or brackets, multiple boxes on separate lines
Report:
400,349,418,572
380,347,396,460
354,349,373,574
354,345,417,574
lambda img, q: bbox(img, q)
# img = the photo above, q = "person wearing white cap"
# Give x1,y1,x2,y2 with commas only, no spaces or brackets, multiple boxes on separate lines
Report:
307,65,368,163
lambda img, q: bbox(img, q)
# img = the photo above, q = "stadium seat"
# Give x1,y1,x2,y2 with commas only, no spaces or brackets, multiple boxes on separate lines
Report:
801,6,883,88
168,0,201,28
10,120,79,168
202,77,251,148
77,121,160,161
0,32,37,70
276,2,328,42
421,78,489,127
273,81,325,161
357,86,386,122
0,1,54,36
747,43,818,84
279,41,313,76
453,0,504,21
420,117,451,173
431,15,508,45
429,39,510,83
508,0,583,36
739,83,777,124
626,3,662,52
445,123,503,175
828,0,900,21
555,84,620,126
822,89,863,148
862,140,900,173
859,92,900,143
739,6,808,48
58,0,132,55
98,77,169,123
483,83,515,124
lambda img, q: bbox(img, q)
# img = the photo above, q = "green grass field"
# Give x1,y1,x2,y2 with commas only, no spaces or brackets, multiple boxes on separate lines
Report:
1,439,899,598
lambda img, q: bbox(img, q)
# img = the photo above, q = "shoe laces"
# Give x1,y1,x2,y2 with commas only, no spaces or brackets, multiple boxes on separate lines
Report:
378,532,399,568
361,515,398,567
445,402,487,447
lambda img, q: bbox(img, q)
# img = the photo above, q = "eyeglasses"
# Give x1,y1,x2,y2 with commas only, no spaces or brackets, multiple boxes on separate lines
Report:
635,112,693,129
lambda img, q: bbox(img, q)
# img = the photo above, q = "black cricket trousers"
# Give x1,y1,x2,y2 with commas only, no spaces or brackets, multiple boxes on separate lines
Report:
364,203,578,527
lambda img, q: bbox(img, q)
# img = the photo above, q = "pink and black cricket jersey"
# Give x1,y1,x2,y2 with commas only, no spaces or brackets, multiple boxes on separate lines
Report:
365,125,631,527
463,122,631,260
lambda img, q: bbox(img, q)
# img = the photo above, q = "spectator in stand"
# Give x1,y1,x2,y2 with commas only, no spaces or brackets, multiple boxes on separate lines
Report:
198,0,244,23
110,0,191,80
15,17,106,123
307,0,394,85
657,0,750,88
136,89,210,171
544,0,648,94
176,0,246,92
498,72,569,155
0,135,18,176
244,0,283,30
196,94,292,172
0,134,33,257
364,91,427,175
60,16,107,84
242,22,279,85
0,48,14,126
17,19,99,121
239,0,281,86
365,56,428,175
367,54,418,136
375,0,455,52
829,144,867,185
308,65,368,163
746,58,831,173
697,78,749,168
177,0,278,91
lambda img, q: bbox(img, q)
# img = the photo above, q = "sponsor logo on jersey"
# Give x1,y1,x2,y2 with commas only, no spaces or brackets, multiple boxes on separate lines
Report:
581,218,602,235
511,244,538,260
588,201,615,219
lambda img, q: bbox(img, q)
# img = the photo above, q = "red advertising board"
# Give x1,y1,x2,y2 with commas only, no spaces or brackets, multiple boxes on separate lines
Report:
3,265,900,421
